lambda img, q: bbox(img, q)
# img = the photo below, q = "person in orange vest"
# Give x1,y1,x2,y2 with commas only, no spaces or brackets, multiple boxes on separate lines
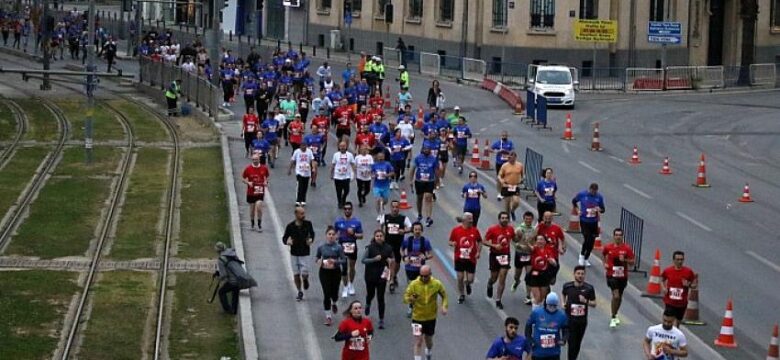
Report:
358,52,368,78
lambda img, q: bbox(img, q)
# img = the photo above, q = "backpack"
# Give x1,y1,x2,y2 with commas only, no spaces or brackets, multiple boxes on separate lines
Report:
221,256,258,289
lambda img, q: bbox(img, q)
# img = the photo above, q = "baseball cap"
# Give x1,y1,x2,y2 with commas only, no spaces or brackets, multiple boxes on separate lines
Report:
399,65,405,70
545,292,560,306
454,106,461,111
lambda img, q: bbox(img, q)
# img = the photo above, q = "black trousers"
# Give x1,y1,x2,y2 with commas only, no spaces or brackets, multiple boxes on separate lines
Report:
357,179,371,204
580,221,599,259
392,159,405,180
218,282,240,314
537,201,556,219
166,97,177,116
365,278,387,319
320,268,341,310
244,95,255,113
296,175,310,203
334,179,350,207
567,321,588,360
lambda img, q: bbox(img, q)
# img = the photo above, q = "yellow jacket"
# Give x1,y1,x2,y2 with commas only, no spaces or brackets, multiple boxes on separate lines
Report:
403,276,448,321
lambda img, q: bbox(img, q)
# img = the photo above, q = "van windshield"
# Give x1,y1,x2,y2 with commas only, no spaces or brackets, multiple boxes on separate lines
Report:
536,70,572,85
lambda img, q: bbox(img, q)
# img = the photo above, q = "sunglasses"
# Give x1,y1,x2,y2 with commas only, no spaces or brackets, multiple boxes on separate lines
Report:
419,274,431,279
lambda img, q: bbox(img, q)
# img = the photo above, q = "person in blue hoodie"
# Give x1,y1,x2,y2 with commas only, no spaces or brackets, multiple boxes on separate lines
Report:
525,292,568,360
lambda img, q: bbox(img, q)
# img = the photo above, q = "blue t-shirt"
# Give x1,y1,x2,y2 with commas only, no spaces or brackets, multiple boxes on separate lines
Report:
434,118,451,132
344,86,358,104
485,335,530,360
371,161,394,188
491,139,514,166
261,119,280,141
242,81,258,95
327,91,343,104
389,138,411,162
572,190,605,223
251,138,270,154
462,182,486,211
304,134,324,157
356,84,370,103
401,236,432,271
421,122,438,137
334,216,363,244
342,68,356,84
526,308,568,357
369,123,390,145
453,125,472,147
422,138,441,157
398,92,413,109
262,71,277,88
413,154,438,182
537,179,557,204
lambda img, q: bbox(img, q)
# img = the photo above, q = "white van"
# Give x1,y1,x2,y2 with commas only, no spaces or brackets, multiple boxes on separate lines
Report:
529,65,578,108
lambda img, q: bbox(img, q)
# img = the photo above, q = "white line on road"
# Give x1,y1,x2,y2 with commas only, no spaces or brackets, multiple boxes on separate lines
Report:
562,142,570,154
609,155,625,163
480,127,487,132
500,118,509,123
675,211,712,232
578,160,601,173
746,251,780,273
623,183,653,199
489,123,497,127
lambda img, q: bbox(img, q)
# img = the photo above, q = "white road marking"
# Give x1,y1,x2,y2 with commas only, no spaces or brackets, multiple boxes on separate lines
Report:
675,211,712,232
562,142,570,154
623,183,653,199
480,127,487,132
578,160,601,173
489,123,497,127
746,251,780,273
500,118,509,123
609,155,625,163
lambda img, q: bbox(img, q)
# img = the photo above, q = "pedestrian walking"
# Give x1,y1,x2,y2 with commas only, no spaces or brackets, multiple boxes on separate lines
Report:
165,79,180,117
213,242,257,314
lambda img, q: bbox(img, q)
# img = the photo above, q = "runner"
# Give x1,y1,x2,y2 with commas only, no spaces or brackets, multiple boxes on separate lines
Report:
535,168,558,218
525,292,568,360
241,106,259,157
461,171,488,226
382,199,412,293
435,128,452,189
334,300,374,359
305,124,326,170
261,109,281,167
388,128,412,189
288,141,316,206
561,265,596,360
279,93,298,146
528,235,557,310
401,223,434,316
452,116,472,175
572,183,605,266
361,229,395,329
448,213,482,304
602,228,635,328
355,145,374,207
334,202,365,298
355,125,376,153
282,206,315,301
485,317,531,360
497,152,525,221
316,226,346,325
512,211,535,305
536,211,566,287
288,113,305,152
242,76,258,113
334,98,355,142
311,108,331,164
642,310,689,360
484,212,515,309
371,151,395,223
661,251,697,328
241,154,269,231
330,141,356,209
404,265,448,360
251,130,271,163
410,146,438,227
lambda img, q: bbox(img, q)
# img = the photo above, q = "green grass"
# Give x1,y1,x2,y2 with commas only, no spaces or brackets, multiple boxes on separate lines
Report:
0,271,79,359
17,99,59,142
0,101,15,141
178,147,229,258
54,100,126,142
111,148,170,260
169,273,239,360
55,146,123,177
106,100,170,143
0,147,49,216
78,272,155,360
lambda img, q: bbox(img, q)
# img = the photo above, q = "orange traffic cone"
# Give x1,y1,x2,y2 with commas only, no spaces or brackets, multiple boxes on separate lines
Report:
593,220,603,250
714,298,738,348
629,145,641,164
415,106,424,129
565,207,581,233
561,113,575,140
399,191,411,210
480,139,492,170
767,324,779,360
659,157,673,175
470,138,481,165
738,183,754,203
682,274,706,325
693,153,711,188
642,249,662,297
513,101,523,115
590,122,602,151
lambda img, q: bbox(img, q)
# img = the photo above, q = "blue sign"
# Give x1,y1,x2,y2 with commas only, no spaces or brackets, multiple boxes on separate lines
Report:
648,21,681,44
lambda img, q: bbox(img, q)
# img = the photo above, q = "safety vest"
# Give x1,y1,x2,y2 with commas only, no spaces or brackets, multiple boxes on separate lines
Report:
376,64,385,80
165,82,179,99
400,70,409,87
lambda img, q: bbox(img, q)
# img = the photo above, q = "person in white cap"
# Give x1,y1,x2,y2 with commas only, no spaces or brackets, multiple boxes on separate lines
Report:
397,64,410,90
374,56,386,94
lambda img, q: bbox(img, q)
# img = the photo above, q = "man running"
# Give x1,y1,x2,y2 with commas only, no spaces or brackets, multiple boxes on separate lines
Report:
330,141,356,209
410,146,438,227
525,292,569,360
461,171,488,226
355,145,374,207
483,211,515,309
448,213,482,304
334,202,365,298
404,265,448,360
572,183,605,266
643,310,689,360
362,229,395,329
452,116,472,174
603,228,635,328
242,154,269,231
513,211,535,304
371,151,395,223
288,141,315,206
382,199,412,293
491,131,514,201
661,251,697,328
261,110,281,167
388,129,412,189
561,265,596,360
241,107,259,157
536,211,566,287
282,206,315,301
485,317,530,360
497,152,524,221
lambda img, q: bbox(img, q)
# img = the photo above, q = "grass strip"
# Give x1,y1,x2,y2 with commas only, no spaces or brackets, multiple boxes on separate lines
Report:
17,99,58,142
0,100,14,141
0,271,79,359
105,100,169,143
55,146,122,177
169,273,239,360
178,147,229,258
111,148,170,260
0,147,49,216
78,272,155,360
54,100,126,142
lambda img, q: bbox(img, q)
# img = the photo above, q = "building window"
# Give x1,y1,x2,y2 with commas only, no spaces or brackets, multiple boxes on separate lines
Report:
530,0,555,28
376,0,388,16
579,0,598,19
492,0,508,28
408,0,423,20
351,0,362,13
772,0,780,29
318,0,332,11
437,0,454,23
649,0,665,21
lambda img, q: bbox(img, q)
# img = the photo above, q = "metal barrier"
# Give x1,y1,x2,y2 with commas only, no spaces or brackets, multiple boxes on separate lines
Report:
462,57,486,82
749,63,777,86
694,66,724,89
383,47,402,68
138,57,219,116
535,95,548,128
580,68,625,91
665,66,694,90
619,207,646,275
625,68,664,91
419,52,441,76
522,147,543,195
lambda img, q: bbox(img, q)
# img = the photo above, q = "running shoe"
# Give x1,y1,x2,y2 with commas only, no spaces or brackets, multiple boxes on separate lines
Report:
341,287,349,298
497,194,503,201
457,295,465,304
332,304,338,313
296,291,303,301
324,315,333,326
585,259,592,267
609,318,619,328
417,215,423,223
378,319,385,329
389,282,397,294
614,316,621,325
348,283,356,295
425,217,433,227
301,202,307,207
511,280,519,292
496,301,504,310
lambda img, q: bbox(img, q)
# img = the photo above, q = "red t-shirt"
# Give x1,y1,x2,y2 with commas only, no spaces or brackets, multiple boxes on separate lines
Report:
368,96,384,108
661,266,696,307
354,132,375,149
602,243,635,279
484,224,514,255
338,316,373,360
530,246,555,273
242,113,259,133
449,225,482,264
312,115,329,134
242,164,269,196
288,121,304,144
334,106,354,129
536,223,565,259
355,113,372,129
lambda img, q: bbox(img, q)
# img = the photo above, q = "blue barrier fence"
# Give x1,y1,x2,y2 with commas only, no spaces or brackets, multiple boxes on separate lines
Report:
522,148,543,195
619,207,646,275
523,90,549,129
535,96,548,128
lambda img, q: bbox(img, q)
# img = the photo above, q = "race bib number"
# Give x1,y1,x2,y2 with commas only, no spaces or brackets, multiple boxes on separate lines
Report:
267,81,273,87
392,145,401,152
380,267,390,280
457,131,465,138
501,154,509,161
571,304,586,316
540,334,556,348
297,162,311,173
496,255,509,266
310,146,319,153
419,173,430,181
247,124,255,132
467,189,480,198
253,185,264,195
343,243,356,254
387,223,400,235
519,254,531,262
348,337,365,351
459,247,471,259
301,102,308,109
669,287,684,301
412,323,422,336
439,143,448,151
376,171,386,180
359,169,371,179
612,266,625,278
507,185,517,192
322,259,335,269
544,187,555,196
409,256,422,267
586,207,598,218
340,118,349,126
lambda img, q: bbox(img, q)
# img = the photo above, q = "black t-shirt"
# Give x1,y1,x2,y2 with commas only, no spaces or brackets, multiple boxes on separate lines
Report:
383,214,408,244
283,220,315,256
364,242,394,282
561,281,596,323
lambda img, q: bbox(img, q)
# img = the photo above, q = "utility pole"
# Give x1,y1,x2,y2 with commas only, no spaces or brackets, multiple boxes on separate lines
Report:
209,0,224,120
85,0,97,164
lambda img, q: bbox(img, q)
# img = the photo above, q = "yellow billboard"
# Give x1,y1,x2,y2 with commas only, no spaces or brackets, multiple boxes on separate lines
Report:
574,19,618,43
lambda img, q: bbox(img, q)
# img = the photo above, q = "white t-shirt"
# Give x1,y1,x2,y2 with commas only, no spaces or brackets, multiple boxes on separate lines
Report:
274,114,287,125
291,149,315,177
397,122,415,140
354,154,374,181
645,324,687,360
331,151,355,180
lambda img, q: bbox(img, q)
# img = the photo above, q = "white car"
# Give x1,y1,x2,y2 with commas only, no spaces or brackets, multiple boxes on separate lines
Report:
529,65,577,108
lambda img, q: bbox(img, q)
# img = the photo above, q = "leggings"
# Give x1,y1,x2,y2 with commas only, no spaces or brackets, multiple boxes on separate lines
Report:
334,179,350,207
365,279,387,319
580,221,599,259
537,201,556,219
356,179,371,204
296,175,310,203
393,159,405,181
567,321,587,360
319,268,341,311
